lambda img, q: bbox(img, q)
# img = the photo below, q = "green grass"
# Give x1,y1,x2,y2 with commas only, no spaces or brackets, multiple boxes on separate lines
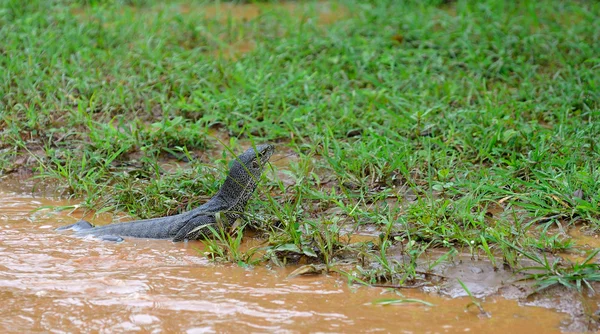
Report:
458,278,490,317
504,241,600,293
1,0,599,291
201,222,262,267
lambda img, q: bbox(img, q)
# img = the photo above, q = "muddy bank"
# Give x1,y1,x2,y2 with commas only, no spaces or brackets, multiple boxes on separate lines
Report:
428,253,600,332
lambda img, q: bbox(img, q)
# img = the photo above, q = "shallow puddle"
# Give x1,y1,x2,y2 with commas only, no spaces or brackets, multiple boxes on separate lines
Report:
0,179,572,332
569,228,600,251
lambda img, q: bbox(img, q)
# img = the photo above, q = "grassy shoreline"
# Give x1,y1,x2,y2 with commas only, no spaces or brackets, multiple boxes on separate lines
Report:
1,0,599,299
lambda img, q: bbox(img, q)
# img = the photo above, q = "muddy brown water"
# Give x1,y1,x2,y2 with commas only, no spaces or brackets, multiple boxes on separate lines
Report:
0,179,571,333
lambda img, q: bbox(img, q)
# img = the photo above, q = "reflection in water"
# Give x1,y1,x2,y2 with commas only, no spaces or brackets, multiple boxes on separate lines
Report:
0,180,566,333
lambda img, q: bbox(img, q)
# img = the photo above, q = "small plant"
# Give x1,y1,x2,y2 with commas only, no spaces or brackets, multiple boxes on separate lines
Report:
306,219,343,269
532,233,575,253
502,240,600,293
264,221,318,267
478,235,497,269
200,219,260,267
372,298,434,307
457,279,490,318
352,218,431,286
265,218,345,269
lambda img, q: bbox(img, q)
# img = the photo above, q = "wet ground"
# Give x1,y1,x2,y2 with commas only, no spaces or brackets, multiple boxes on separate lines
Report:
1,177,596,333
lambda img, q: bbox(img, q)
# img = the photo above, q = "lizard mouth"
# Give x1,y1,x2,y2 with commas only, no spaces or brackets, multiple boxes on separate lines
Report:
256,144,275,165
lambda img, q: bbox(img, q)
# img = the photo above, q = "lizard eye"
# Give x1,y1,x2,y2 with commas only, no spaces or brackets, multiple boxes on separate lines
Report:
251,160,260,169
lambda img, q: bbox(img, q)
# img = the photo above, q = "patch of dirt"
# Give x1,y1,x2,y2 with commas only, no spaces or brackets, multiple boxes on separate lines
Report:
434,258,517,298
184,1,349,25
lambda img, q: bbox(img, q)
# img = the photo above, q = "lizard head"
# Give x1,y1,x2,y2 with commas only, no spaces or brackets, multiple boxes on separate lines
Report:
233,144,274,178
217,144,274,206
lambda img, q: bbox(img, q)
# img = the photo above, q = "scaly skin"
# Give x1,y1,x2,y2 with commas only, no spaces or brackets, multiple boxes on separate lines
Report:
57,144,274,242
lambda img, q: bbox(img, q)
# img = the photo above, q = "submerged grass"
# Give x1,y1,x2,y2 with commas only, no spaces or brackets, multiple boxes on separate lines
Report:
1,0,599,291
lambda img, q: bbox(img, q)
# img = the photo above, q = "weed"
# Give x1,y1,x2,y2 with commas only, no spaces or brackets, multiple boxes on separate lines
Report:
503,240,600,294
201,221,261,267
372,298,434,307
457,278,490,318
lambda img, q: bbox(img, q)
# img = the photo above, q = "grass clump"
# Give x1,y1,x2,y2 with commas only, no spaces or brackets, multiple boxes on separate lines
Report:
505,241,600,294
